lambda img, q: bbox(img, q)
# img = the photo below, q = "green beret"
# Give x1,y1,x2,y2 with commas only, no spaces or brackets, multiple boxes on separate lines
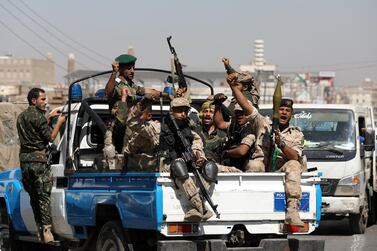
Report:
115,54,137,65
280,98,293,109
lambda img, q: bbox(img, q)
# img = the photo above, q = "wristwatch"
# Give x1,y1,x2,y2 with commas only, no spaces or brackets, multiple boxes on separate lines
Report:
279,141,286,149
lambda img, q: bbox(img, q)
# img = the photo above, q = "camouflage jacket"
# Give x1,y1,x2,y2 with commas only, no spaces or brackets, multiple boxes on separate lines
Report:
17,106,51,162
275,125,304,169
109,79,145,124
200,125,227,163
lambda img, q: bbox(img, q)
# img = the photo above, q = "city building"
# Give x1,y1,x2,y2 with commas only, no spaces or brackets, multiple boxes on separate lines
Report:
340,78,377,120
0,53,55,87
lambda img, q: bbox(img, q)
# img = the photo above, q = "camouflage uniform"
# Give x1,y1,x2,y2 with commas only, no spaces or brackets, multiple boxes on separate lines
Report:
124,119,161,171
222,119,255,171
227,72,260,112
200,125,227,164
275,125,305,226
245,108,272,172
275,125,305,195
16,106,53,227
108,78,145,153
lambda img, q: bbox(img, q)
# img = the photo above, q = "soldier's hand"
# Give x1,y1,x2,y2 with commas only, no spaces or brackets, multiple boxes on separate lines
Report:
213,93,227,106
274,129,281,146
226,73,238,86
176,87,187,97
121,88,128,102
49,108,62,118
222,57,230,66
112,61,119,73
196,157,205,167
57,114,66,125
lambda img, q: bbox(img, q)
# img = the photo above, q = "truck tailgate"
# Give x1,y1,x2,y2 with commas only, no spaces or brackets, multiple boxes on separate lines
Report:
158,172,320,235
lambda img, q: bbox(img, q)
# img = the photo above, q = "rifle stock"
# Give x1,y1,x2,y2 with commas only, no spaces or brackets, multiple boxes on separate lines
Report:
169,113,220,218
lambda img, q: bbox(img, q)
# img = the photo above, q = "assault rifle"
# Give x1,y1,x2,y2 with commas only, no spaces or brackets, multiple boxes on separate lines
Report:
169,113,220,218
167,36,188,91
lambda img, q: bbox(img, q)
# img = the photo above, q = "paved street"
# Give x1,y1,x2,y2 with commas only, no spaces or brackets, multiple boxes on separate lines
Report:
291,219,377,251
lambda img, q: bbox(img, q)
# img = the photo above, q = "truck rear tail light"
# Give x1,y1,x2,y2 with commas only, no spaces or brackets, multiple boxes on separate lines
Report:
167,223,198,235
285,222,309,233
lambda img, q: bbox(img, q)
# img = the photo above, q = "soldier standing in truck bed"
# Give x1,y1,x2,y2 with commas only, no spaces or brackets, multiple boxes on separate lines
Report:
105,54,161,153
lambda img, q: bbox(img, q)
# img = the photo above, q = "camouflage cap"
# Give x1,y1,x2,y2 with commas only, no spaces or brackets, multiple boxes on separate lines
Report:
237,72,254,85
115,54,137,65
171,97,190,108
201,100,214,111
234,100,253,111
280,98,293,109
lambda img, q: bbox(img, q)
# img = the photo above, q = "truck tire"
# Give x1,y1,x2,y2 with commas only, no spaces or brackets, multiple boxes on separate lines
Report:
0,219,22,251
367,192,377,225
349,196,368,234
96,221,132,251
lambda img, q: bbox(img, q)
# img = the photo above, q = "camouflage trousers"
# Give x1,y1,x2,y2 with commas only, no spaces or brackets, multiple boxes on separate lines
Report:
277,160,302,200
20,162,53,225
160,163,210,206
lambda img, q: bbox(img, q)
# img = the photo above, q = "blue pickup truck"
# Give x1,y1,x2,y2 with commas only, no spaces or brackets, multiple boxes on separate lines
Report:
0,70,323,251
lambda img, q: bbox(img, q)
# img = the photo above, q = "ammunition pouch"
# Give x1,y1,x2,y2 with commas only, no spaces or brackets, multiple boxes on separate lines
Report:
202,161,218,184
170,158,189,180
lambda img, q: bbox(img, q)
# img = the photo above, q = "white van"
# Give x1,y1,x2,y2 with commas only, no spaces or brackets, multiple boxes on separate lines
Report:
259,104,377,234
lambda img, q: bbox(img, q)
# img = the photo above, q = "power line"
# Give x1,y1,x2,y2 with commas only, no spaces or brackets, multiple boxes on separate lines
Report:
0,18,67,71
0,2,90,69
18,0,112,62
8,0,108,68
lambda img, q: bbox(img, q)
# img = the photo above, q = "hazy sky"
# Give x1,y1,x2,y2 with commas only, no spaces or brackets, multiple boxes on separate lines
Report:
1,0,376,86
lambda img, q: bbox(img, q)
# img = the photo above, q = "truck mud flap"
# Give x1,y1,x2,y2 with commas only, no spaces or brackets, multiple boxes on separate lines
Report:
157,238,325,251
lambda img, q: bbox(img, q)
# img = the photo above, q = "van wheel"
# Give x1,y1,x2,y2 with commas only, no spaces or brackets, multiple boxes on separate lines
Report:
96,221,133,251
349,196,368,234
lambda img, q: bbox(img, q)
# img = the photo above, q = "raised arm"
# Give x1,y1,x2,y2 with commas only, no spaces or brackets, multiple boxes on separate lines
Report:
227,73,255,116
105,61,119,97
213,100,230,130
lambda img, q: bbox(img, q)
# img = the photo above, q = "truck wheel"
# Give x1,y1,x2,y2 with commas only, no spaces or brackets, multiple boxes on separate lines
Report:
0,220,22,251
367,192,377,225
96,221,132,251
349,196,368,234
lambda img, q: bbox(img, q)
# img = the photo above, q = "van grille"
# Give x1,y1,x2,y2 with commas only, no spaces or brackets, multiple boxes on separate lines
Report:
319,179,339,196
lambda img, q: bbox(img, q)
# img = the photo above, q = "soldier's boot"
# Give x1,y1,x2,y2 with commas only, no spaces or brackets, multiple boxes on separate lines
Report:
202,207,214,221
184,194,203,222
42,225,55,243
285,199,304,227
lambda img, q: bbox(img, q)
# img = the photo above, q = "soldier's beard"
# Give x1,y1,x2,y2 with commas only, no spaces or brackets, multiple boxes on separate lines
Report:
175,118,189,129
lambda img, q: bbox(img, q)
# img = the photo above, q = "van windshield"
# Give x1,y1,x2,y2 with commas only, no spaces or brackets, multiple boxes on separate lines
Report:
290,109,356,151
259,108,356,161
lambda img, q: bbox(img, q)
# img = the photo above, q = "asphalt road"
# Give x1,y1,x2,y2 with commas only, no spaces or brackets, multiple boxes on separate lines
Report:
291,219,377,251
